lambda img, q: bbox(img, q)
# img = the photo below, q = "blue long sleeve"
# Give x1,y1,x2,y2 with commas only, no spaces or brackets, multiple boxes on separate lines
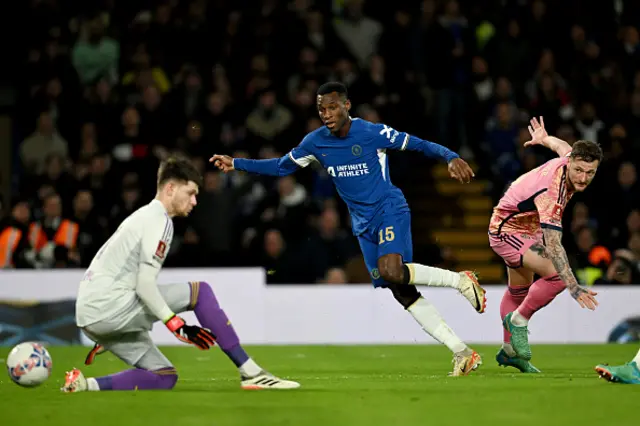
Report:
404,135,459,163
233,155,299,176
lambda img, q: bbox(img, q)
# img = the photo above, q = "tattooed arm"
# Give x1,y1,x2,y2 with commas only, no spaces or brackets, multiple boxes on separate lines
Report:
543,228,599,310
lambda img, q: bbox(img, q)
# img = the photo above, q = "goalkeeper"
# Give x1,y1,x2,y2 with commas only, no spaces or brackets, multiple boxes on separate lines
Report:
62,157,299,392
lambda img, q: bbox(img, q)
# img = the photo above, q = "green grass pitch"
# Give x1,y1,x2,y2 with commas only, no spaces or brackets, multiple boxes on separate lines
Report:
1,344,638,426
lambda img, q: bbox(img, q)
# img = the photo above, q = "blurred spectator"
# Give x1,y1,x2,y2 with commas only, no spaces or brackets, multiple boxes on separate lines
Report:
574,101,605,143
25,193,79,269
245,88,294,151
187,170,253,266
121,48,171,96
108,183,142,234
71,190,104,267
333,0,382,69
0,199,33,268
71,17,119,86
298,207,358,282
485,102,520,187
170,65,206,129
569,202,599,236
594,249,639,285
84,79,120,144
260,229,301,284
490,18,532,91
21,111,69,175
255,175,311,243
614,164,640,222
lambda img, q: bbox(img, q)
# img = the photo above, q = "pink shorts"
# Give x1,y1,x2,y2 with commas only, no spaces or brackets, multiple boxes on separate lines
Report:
489,232,541,269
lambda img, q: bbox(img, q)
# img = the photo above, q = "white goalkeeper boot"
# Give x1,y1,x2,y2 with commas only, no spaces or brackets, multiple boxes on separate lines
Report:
241,371,300,390
61,368,88,392
458,271,487,313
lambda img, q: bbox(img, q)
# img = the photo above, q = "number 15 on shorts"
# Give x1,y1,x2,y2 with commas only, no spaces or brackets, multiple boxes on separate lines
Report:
379,226,395,245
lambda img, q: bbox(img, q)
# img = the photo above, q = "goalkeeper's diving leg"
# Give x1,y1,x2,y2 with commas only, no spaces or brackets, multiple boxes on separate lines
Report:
62,281,300,391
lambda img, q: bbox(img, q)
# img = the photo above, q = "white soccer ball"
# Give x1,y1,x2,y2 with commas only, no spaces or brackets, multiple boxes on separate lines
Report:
6,342,53,387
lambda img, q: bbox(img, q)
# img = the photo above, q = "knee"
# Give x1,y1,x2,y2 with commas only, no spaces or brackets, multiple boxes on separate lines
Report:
377,255,405,284
190,281,215,309
167,373,178,389
388,284,421,309
197,281,212,294
151,368,179,389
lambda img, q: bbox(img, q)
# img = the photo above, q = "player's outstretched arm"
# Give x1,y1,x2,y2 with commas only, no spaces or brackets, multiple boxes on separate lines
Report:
404,137,474,183
210,153,301,176
542,228,598,310
525,117,572,157
374,123,474,183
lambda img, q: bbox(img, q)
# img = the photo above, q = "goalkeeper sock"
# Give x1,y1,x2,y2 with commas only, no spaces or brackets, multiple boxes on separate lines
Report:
191,281,251,367
239,359,262,378
407,297,467,353
95,367,178,390
87,377,100,391
633,349,640,365
404,263,460,289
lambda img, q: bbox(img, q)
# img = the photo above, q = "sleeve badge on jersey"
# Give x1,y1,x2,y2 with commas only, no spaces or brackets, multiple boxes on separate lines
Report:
155,241,167,259
551,203,563,222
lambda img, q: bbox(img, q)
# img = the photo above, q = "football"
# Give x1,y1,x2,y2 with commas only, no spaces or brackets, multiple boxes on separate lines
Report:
6,342,53,387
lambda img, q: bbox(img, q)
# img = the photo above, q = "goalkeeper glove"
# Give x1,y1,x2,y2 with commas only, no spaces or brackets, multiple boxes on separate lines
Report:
84,343,106,365
165,315,216,350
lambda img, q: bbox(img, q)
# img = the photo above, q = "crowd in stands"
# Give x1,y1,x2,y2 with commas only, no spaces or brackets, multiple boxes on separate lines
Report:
1,0,639,285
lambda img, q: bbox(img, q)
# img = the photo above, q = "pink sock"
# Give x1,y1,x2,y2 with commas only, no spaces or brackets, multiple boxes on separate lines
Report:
501,284,530,343
516,274,565,320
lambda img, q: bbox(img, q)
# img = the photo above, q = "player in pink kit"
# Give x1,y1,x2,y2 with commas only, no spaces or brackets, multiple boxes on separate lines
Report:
489,117,602,372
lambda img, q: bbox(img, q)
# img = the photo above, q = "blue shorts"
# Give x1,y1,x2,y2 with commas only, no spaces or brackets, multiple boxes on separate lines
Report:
357,210,413,288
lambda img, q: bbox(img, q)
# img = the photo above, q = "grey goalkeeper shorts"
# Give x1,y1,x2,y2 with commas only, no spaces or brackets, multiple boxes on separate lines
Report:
81,282,198,371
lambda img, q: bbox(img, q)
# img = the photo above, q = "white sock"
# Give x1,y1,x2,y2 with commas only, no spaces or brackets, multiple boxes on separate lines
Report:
502,342,516,357
87,377,100,391
407,297,467,353
238,358,262,378
633,349,640,365
406,263,460,289
511,311,529,326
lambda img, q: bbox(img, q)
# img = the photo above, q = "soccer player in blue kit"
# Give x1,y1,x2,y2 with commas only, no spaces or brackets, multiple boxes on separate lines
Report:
211,82,486,375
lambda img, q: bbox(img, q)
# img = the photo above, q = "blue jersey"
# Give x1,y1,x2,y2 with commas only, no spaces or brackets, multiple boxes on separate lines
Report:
234,118,459,235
